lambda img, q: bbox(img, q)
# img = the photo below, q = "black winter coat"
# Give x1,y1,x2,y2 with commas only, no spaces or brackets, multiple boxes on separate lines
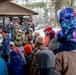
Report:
25,53,32,75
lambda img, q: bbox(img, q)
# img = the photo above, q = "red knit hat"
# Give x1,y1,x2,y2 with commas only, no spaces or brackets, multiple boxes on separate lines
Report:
24,44,32,56
45,26,52,32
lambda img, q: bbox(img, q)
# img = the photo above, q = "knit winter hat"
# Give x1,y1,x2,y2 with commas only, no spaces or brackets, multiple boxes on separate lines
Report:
44,26,52,32
36,50,55,69
49,30,55,40
2,29,7,33
24,44,32,56
18,30,22,33
29,28,33,32
36,36,43,44
10,42,15,47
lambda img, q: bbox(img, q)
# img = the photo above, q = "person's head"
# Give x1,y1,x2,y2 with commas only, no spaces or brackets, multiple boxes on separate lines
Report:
35,36,43,45
22,21,24,25
10,50,18,58
10,42,15,49
33,32,40,42
17,30,22,35
57,7,76,43
10,21,13,25
44,26,52,36
2,29,7,37
15,28,19,33
57,7,75,31
26,35,33,44
49,37,58,52
34,32,40,37
24,44,32,57
36,50,55,69
29,28,33,35
30,19,32,22
15,21,19,25
57,7,75,24
49,30,55,40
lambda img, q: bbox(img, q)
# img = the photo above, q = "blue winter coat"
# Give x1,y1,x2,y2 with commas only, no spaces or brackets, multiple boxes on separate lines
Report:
0,53,8,75
2,35,10,56
7,51,26,75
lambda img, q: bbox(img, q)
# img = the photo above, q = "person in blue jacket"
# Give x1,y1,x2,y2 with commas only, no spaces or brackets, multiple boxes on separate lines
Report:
1,29,10,62
7,50,26,75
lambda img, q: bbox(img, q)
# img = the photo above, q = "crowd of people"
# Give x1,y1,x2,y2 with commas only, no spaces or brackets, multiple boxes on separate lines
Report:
0,7,76,75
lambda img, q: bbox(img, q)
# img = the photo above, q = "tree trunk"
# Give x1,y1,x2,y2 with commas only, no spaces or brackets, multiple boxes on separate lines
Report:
71,0,74,7
54,1,61,26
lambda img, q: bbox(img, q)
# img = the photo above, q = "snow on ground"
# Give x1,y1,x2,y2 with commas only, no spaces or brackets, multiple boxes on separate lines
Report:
35,27,61,37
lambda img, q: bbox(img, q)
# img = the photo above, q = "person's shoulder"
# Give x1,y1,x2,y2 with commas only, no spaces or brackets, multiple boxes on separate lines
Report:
0,58,5,62
0,58,7,65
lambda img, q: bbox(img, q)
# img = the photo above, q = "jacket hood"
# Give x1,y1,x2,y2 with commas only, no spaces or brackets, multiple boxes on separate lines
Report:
10,50,18,58
10,51,23,64
36,50,55,69
59,7,75,23
10,55,24,65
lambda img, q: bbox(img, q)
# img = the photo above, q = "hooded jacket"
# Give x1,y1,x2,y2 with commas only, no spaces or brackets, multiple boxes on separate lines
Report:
7,51,26,75
36,50,61,75
30,44,48,75
2,35,10,56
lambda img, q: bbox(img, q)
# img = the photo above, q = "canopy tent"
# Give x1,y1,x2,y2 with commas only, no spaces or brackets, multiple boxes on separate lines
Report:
0,1,38,17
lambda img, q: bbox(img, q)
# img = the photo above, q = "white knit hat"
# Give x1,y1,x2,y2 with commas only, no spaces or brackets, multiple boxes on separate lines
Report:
36,36,43,44
10,42,15,46
18,30,22,33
